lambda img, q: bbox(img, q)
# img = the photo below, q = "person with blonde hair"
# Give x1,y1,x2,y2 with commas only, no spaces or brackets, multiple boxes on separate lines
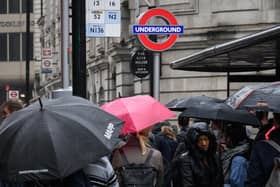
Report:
112,128,164,187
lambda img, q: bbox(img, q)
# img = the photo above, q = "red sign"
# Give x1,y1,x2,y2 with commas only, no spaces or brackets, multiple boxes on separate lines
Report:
137,8,180,51
5,85,10,91
44,60,51,67
42,48,52,58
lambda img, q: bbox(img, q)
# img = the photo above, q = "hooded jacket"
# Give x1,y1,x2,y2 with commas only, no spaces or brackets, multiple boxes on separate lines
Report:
176,123,223,187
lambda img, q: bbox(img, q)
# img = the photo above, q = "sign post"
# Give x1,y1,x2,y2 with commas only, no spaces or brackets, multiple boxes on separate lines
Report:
41,48,53,74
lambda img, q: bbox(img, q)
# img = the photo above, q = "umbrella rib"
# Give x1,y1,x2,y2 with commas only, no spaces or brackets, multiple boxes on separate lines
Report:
46,108,118,163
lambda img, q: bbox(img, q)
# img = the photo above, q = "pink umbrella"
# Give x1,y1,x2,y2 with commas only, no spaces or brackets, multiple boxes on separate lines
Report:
101,95,175,134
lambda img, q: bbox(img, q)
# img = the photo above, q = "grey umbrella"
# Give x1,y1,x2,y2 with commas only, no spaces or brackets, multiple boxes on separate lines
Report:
181,101,261,127
166,95,224,111
0,96,124,182
225,82,280,112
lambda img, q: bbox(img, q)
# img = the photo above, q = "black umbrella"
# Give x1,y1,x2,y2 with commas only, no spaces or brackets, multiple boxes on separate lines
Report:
0,96,124,182
225,82,280,112
181,101,261,127
166,95,224,111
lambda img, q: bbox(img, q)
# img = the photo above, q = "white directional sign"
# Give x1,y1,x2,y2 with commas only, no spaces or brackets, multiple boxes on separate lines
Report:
8,90,19,99
86,0,120,37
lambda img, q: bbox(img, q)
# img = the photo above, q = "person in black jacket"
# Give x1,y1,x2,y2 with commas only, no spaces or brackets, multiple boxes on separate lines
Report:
176,114,190,144
176,122,223,187
246,113,280,187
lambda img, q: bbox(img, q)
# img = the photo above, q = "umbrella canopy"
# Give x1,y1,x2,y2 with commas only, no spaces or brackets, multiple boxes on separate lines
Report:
181,101,261,127
166,95,224,111
0,96,124,182
101,95,175,134
225,82,280,112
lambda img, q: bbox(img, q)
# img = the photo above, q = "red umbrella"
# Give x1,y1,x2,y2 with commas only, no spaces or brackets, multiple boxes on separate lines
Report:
101,95,175,134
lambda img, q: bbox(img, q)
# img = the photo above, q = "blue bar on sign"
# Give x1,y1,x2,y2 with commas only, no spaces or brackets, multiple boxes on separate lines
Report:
133,25,184,34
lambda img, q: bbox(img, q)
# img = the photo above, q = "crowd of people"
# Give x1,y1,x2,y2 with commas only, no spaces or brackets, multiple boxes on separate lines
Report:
0,98,280,187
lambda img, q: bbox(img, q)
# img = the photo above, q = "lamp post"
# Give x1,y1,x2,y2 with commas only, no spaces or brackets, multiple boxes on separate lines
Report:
25,0,31,103
72,0,86,98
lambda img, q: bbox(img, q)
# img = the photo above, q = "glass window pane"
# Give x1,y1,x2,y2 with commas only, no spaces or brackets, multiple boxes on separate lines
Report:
0,0,7,14
9,33,20,61
0,33,7,61
22,0,33,13
9,0,20,13
22,32,33,61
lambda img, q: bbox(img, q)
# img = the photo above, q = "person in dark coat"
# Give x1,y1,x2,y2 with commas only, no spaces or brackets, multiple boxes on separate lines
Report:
176,114,190,144
175,122,223,187
221,124,251,187
254,111,273,142
246,113,280,187
153,126,178,187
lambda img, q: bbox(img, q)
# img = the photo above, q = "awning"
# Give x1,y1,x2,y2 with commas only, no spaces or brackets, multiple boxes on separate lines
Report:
170,25,280,72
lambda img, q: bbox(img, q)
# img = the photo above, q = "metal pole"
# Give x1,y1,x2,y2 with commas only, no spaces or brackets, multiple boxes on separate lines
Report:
153,52,160,100
72,0,86,98
25,0,31,103
152,0,160,100
61,0,69,89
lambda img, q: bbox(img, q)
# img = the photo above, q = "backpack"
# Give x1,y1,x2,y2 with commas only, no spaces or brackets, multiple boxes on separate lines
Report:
117,149,157,187
265,140,280,187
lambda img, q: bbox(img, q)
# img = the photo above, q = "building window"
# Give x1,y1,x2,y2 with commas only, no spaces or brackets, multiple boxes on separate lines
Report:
9,33,20,61
0,0,7,14
0,33,7,61
22,32,33,60
9,0,20,13
1,32,33,62
22,0,34,13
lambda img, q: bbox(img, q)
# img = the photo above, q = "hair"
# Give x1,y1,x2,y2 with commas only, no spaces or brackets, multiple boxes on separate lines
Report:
224,124,248,147
256,111,268,121
136,127,151,155
178,114,189,128
161,126,176,141
1,99,24,113
273,113,280,127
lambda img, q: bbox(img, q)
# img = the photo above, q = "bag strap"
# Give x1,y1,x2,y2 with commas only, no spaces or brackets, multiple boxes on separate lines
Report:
265,140,280,153
144,150,154,165
119,149,130,165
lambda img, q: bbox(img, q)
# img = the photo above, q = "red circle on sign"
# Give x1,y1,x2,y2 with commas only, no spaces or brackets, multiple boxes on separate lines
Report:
10,92,17,97
138,8,179,51
44,60,51,67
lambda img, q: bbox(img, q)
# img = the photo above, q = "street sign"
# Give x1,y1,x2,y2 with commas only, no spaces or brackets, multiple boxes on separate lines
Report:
133,8,184,51
131,49,151,78
8,90,19,99
86,0,121,37
42,48,52,58
41,59,53,73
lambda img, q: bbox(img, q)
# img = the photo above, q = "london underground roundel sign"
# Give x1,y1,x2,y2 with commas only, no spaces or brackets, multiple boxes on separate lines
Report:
133,8,184,51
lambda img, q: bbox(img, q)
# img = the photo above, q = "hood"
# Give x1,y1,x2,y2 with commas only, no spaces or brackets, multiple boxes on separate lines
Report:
186,122,217,155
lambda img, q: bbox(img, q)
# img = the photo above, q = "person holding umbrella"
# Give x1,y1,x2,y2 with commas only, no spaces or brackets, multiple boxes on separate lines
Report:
101,95,175,187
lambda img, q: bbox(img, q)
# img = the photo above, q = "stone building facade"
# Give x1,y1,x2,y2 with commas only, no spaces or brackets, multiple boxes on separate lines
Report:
86,0,280,107
0,0,40,103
